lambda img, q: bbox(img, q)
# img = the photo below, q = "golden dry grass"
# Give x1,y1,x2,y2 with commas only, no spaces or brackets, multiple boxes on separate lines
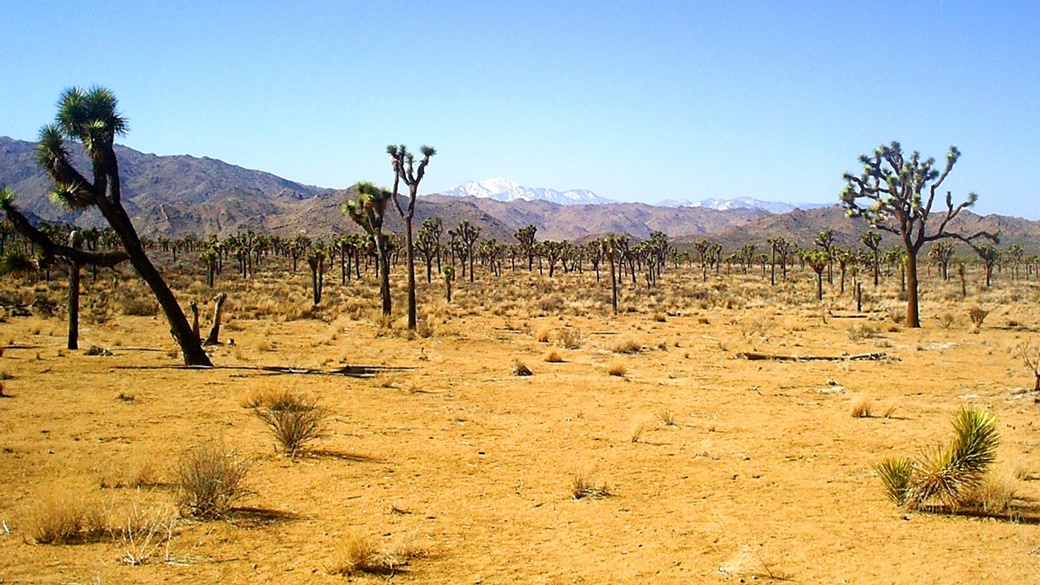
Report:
2,256,1040,582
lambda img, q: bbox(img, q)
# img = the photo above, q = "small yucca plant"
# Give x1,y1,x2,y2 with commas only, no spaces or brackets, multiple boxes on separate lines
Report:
875,457,913,506
878,406,999,510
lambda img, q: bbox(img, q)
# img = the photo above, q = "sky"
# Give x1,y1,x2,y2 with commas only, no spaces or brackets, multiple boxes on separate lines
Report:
1,1,1038,218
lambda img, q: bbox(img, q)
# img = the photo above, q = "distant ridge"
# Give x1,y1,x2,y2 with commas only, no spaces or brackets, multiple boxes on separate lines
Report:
441,178,612,206
1,136,1038,249
658,196,829,214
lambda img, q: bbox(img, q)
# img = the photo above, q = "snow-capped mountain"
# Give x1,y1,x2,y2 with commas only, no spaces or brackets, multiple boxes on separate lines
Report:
658,197,829,214
441,178,613,206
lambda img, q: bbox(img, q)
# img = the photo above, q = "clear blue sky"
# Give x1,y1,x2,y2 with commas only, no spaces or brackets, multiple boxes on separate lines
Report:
2,1,1037,218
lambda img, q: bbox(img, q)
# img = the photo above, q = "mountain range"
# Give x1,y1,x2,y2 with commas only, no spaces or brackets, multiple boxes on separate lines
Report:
443,178,611,206
2,136,1037,250
658,196,828,214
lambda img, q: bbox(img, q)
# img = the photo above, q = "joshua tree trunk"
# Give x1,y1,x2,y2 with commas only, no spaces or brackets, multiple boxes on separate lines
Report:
67,262,80,350
206,292,228,346
190,302,200,340
404,217,416,328
101,200,211,365
905,250,920,328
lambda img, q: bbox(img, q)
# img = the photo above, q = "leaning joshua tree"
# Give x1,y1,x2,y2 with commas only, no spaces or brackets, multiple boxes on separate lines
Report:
343,182,393,317
841,142,997,328
388,144,436,330
34,86,211,365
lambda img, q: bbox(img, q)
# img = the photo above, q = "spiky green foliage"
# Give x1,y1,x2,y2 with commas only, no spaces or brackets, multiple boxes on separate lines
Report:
875,458,913,506
0,249,35,275
879,406,1000,511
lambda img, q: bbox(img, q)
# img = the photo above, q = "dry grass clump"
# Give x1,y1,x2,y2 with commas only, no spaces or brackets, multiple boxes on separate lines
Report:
571,466,612,499
535,326,552,343
544,349,564,363
251,389,327,460
328,531,427,576
611,337,643,354
848,322,881,342
114,502,177,565
606,361,628,377
959,472,1018,514
876,406,1000,511
850,395,875,418
658,409,678,427
22,490,108,544
98,457,163,489
557,328,583,350
512,359,533,376
174,441,250,520
121,297,159,317
628,417,652,443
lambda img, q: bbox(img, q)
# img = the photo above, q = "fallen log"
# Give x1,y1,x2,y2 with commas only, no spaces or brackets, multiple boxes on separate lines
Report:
737,351,895,362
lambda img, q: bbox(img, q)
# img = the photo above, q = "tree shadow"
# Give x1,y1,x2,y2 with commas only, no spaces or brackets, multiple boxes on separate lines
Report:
307,448,384,463
230,506,298,527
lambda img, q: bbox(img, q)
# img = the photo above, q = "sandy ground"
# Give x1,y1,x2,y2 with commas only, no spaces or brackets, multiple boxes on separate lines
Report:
2,268,1040,584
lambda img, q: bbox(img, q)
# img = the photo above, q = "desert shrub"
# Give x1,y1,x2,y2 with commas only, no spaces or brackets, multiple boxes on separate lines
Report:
511,359,533,376
959,473,1017,514
252,390,327,460
876,406,999,510
23,491,108,544
629,417,652,443
606,361,627,377
658,409,678,427
328,531,427,576
611,337,643,354
115,503,177,565
847,323,880,342
544,349,563,363
175,442,250,520
968,306,989,330
558,328,583,350
571,466,612,500
534,326,552,343
849,395,874,418
121,297,159,317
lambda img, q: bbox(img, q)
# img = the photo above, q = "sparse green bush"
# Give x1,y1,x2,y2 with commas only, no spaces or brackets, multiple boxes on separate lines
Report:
253,390,327,460
175,442,250,520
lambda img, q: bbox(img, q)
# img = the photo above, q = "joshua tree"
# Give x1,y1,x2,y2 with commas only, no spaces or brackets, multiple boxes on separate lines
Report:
1006,244,1025,280
841,142,997,327
449,220,481,282
515,225,538,270
0,189,128,350
604,234,620,314
861,230,882,286
388,144,436,330
972,243,999,287
693,239,722,282
416,217,442,283
344,183,393,316
767,236,795,284
813,229,835,284
928,241,956,280
200,247,218,288
307,247,326,305
442,264,455,302
801,248,829,301
31,87,210,364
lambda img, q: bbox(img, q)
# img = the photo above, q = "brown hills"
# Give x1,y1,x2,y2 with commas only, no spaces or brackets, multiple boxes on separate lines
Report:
2,136,1037,250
